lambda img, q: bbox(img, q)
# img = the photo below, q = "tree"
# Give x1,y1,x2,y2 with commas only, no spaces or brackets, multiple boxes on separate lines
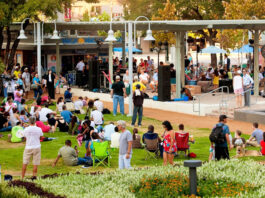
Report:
151,0,179,46
0,0,73,68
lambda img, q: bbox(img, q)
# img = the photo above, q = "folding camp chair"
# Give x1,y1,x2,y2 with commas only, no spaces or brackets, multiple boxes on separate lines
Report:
175,132,190,157
92,141,110,168
144,138,159,160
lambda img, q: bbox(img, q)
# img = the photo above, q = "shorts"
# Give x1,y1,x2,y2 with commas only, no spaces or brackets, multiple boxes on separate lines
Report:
25,83,31,92
23,148,41,165
234,88,243,95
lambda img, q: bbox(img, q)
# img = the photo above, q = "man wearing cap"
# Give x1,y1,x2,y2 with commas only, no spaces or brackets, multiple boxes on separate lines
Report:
132,76,146,92
110,76,126,116
22,68,31,98
212,115,232,160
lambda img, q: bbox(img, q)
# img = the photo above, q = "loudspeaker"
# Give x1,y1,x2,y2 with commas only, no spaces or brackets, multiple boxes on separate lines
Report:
89,60,100,90
158,65,171,101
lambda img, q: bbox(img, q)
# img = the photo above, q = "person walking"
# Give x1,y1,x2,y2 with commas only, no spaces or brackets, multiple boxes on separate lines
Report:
211,115,232,161
22,116,43,179
117,120,132,169
233,71,243,108
242,69,253,107
131,84,144,127
110,76,126,116
162,121,177,166
46,70,55,99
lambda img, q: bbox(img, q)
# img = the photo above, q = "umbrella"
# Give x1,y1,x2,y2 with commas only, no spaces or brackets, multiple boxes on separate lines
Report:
201,46,227,54
231,44,257,53
113,47,142,53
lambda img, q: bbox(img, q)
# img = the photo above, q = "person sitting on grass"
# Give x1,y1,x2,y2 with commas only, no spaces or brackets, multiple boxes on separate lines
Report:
91,108,104,132
47,113,69,132
56,97,64,113
64,87,72,102
85,100,95,119
260,132,265,156
39,103,55,122
53,140,92,167
0,111,12,132
61,105,72,124
246,122,263,147
19,110,29,124
68,115,79,136
232,130,246,148
88,132,103,155
132,128,142,149
36,117,52,133
103,122,115,141
74,96,84,114
8,121,25,143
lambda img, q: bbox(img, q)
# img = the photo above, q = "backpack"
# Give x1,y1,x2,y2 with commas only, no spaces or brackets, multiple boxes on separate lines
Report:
209,124,225,144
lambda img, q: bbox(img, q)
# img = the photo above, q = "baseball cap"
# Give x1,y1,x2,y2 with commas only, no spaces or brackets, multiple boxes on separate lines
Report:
219,115,227,121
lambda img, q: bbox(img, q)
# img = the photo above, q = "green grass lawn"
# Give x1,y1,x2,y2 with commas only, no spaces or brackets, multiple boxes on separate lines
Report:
0,102,264,180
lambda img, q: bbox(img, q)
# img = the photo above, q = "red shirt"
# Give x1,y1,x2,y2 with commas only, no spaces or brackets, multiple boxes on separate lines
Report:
261,140,265,155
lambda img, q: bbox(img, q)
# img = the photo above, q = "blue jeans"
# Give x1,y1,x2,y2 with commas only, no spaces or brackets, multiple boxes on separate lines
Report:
14,101,21,113
4,88,7,98
34,86,42,99
113,95,124,115
131,106,143,126
77,156,93,165
0,126,12,132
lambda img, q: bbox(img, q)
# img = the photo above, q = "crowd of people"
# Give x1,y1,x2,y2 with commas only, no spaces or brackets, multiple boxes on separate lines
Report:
1,56,265,180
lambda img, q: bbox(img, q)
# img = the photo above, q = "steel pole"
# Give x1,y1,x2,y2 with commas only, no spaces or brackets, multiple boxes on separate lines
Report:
175,32,181,98
254,30,259,96
128,22,133,116
37,22,42,80
109,42,113,89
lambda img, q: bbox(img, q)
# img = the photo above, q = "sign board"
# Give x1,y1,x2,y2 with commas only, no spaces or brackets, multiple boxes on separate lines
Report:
47,54,56,73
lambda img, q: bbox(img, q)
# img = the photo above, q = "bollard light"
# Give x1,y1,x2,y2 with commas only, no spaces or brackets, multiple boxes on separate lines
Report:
184,160,202,196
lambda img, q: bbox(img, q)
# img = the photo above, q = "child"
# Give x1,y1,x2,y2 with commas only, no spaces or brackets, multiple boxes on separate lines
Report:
232,130,246,154
19,110,29,123
209,144,215,161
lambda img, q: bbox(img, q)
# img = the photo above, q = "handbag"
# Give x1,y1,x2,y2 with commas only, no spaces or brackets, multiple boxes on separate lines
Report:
31,84,38,90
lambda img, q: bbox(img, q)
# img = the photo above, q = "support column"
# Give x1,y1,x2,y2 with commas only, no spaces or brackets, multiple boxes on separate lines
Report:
122,31,126,67
128,22,133,116
254,30,259,96
175,32,181,98
37,22,42,80
56,42,60,75
181,32,185,87
109,42,113,89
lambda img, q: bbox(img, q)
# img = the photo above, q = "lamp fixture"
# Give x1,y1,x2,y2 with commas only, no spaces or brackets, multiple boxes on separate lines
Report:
18,18,30,40
51,21,61,40
105,21,117,42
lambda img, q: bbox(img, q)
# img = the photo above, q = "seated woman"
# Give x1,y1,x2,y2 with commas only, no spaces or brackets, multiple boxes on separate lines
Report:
36,117,51,133
19,110,29,123
132,128,142,149
64,87,72,102
88,132,102,156
8,121,25,143
47,113,69,132
10,108,22,127
56,97,64,113
68,116,79,136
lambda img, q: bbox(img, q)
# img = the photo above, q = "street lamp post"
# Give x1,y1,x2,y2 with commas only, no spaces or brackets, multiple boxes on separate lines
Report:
151,41,169,66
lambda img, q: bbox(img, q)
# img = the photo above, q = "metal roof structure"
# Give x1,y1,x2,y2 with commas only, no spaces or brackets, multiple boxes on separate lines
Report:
10,20,265,31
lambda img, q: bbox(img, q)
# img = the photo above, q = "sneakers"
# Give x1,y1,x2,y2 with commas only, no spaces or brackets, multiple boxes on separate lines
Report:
138,125,142,127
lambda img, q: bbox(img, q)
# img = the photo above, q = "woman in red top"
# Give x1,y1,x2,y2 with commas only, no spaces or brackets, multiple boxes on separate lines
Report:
260,132,265,155
162,121,177,166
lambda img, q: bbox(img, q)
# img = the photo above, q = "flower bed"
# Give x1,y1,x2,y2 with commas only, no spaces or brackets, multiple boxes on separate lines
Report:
2,160,265,198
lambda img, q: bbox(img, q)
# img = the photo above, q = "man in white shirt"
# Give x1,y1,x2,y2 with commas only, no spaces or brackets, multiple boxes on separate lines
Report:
74,97,84,114
94,98,103,112
139,70,149,85
22,116,43,179
76,59,85,71
91,109,103,125
242,69,254,107
103,122,115,141
39,103,55,122
22,68,31,98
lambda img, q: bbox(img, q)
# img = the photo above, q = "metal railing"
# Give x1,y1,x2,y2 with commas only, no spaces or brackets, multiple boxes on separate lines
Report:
219,88,259,115
193,86,229,116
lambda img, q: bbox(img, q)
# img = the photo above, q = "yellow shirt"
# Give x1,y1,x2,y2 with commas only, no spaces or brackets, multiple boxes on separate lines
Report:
213,76,219,85
13,70,21,79
132,82,146,91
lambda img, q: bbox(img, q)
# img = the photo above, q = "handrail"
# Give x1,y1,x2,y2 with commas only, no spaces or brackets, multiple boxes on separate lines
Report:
193,86,229,116
219,87,258,115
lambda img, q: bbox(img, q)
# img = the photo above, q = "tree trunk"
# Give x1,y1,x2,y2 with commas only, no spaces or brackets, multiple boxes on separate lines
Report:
4,26,11,65
208,30,217,68
8,20,29,69
0,26,4,60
